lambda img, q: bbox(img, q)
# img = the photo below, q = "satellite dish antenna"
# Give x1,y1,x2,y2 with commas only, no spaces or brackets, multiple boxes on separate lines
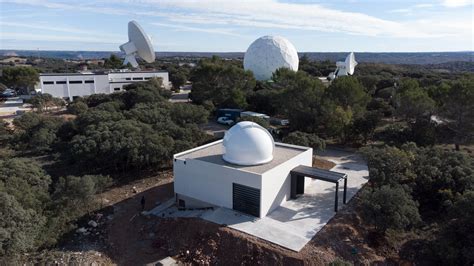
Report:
345,52,357,75
119,20,155,68
328,52,358,80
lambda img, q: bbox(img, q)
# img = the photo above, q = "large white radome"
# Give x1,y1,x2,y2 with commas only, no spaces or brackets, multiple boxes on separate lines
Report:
244,36,299,81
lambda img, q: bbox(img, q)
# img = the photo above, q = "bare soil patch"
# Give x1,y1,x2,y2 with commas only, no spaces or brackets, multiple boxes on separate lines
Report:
25,157,409,265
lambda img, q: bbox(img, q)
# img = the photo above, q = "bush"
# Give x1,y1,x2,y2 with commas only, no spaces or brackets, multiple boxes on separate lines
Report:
435,190,474,265
360,185,421,234
0,158,51,255
361,145,415,187
67,101,88,115
283,131,326,151
374,124,411,146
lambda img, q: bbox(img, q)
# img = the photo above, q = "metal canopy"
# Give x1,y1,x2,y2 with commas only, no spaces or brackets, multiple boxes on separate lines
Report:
290,165,348,212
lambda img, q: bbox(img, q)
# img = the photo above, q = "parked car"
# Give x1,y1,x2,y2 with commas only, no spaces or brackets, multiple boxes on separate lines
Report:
217,116,234,126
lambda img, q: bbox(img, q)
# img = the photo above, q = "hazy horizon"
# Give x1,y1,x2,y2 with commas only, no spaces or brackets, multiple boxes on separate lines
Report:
1,0,472,53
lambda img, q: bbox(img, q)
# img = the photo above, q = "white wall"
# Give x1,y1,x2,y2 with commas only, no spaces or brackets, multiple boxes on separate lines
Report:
40,74,109,100
260,144,313,217
39,71,170,100
174,157,262,215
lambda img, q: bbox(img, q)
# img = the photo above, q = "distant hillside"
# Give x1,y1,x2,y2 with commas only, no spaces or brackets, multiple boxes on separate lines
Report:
1,50,473,65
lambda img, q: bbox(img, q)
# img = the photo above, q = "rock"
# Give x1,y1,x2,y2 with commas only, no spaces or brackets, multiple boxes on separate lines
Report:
76,227,87,234
107,215,114,220
132,186,138,193
88,220,98,227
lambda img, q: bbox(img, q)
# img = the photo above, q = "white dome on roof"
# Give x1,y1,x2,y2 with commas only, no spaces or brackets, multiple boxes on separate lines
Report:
223,121,274,166
244,35,299,81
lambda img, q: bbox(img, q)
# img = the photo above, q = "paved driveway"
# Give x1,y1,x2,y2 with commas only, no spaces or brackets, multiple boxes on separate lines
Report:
202,149,369,251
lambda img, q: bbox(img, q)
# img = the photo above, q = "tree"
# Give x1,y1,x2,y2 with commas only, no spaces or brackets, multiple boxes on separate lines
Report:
122,78,169,108
12,113,63,153
271,68,326,133
190,56,256,108
0,66,39,93
360,185,421,234
27,93,65,113
69,120,175,171
67,101,89,115
283,131,326,151
104,54,124,69
396,86,435,121
435,190,474,265
348,111,382,144
169,68,188,91
169,103,209,126
0,192,46,256
361,145,415,187
326,76,370,118
0,158,51,255
440,77,474,151
53,175,111,205
410,147,474,213
0,120,11,145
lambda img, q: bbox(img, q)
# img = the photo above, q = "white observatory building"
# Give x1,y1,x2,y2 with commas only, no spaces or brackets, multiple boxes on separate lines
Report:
244,36,299,81
173,122,314,218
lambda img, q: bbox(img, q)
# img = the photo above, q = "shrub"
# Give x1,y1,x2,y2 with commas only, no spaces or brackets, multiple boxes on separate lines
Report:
283,131,326,151
360,185,421,234
67,101,89,115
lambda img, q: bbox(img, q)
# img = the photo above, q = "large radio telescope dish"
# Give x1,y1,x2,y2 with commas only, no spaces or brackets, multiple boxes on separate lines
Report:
119,21,155,68
243,36,299,81
345,52,357,75
329,52,358,80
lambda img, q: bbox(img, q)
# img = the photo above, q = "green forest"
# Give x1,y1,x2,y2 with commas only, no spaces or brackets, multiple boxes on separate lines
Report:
0,56,473,264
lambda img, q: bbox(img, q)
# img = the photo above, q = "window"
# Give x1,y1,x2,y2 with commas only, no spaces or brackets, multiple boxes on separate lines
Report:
84,80,94,84
42,81,54,85
132,77,143,80
69,80,82,84
125,77,131,80
114,87,121,91
56,81,66,84
144,77,151,80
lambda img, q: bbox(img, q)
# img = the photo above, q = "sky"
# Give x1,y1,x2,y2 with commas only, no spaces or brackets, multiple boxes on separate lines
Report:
0,0,473,52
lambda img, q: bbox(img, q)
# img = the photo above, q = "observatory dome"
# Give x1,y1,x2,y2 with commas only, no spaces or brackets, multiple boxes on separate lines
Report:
223,121,274,166
244,36,299,81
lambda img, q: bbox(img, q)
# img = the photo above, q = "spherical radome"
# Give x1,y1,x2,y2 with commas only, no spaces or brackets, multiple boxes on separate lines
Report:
244,35,299,81
222,121,275,166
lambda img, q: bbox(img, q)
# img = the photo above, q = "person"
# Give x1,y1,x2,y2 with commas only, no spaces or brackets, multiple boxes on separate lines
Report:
140,195,146,211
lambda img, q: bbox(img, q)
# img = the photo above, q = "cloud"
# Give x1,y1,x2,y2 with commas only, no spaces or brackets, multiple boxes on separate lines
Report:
150,22,245,37
0,21,123,39
1,32,122,44
441,0,472,7
2,0,472,40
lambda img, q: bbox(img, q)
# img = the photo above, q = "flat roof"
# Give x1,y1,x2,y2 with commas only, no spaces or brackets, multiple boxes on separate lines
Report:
40,70,167,76
291,165,346,183
175,140,310,174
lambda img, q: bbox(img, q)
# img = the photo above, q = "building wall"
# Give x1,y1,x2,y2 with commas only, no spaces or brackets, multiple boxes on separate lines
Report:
39,74,109,100
174,156,262,216
260,144,313,217
39,71,170,100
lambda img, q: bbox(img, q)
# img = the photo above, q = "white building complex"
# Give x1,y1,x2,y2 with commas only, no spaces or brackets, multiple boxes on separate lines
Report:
174,122,315,218
37,71,169,101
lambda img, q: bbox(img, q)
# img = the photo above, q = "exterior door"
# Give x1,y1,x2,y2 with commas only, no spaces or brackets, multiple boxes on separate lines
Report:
232,183,260,217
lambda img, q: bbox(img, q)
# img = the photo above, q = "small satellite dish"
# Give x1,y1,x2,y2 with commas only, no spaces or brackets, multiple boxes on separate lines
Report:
119,21,155,68
328,52,358,80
